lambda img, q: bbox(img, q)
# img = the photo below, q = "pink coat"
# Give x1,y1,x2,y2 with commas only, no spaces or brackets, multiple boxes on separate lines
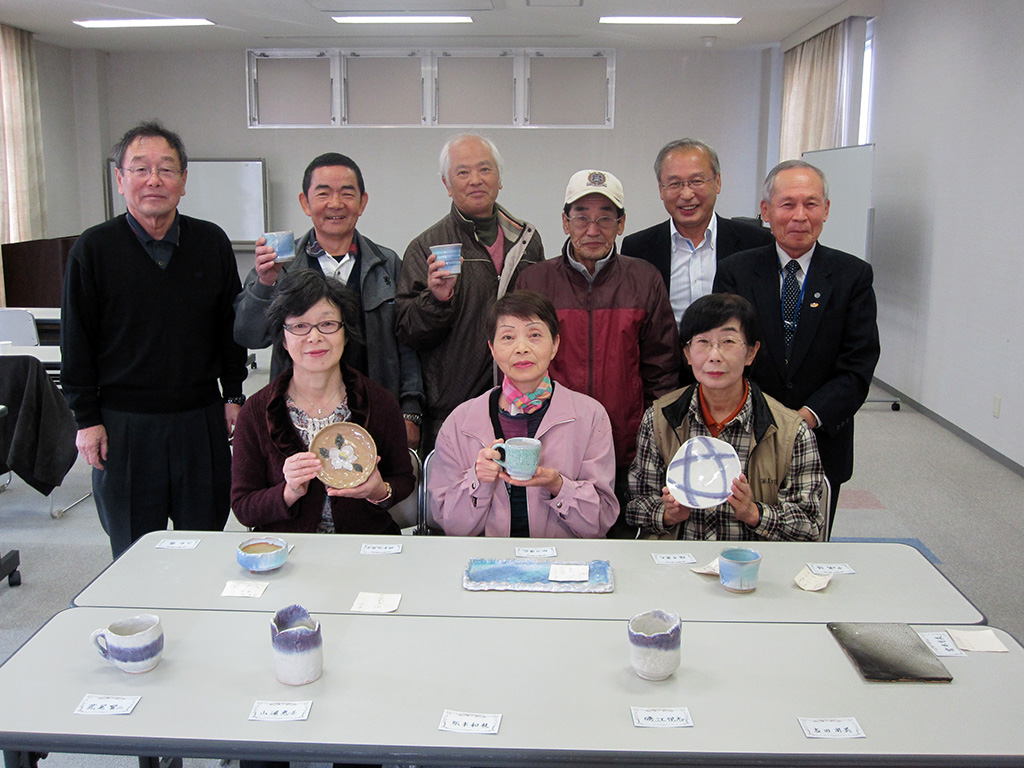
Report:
429,384,619,537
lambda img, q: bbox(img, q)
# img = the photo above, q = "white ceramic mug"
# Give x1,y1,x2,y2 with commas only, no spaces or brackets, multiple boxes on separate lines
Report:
627,609,681,680
90,614,164,674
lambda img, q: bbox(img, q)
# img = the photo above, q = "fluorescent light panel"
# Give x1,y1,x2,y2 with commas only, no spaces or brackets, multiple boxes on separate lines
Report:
333,15,473,24
600,16,741,25
73,18,214,29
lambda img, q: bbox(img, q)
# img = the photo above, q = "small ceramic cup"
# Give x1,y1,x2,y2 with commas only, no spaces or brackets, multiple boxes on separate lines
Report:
492,437,542,481
429,243,462,275
719,547,762,593
90,614,164,674
271,604,323,686
627,609,681,681
237,536,288,573
264,230,295,263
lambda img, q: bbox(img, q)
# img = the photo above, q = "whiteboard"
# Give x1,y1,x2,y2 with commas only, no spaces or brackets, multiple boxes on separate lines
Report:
802,144,874,262
107,159,268,244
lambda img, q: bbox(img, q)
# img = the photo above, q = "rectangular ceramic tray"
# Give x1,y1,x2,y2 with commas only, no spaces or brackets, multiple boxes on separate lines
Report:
462,558,614,593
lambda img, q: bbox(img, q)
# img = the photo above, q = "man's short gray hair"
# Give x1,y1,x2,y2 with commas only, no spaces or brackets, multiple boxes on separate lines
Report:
653,138,721,180
761,159,829,204
439,133,504,185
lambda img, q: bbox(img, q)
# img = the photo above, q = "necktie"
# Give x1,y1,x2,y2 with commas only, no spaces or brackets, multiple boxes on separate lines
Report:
782,260,801,351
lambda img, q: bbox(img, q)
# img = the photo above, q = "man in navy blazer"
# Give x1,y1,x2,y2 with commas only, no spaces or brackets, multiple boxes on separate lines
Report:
714,160,879,537
622,138,774,329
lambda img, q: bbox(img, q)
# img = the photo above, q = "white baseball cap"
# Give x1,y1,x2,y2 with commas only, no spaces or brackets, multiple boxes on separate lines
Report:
564,169,625,209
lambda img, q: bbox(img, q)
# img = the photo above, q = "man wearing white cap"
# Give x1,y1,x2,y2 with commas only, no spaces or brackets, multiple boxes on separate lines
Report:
516,170,679,528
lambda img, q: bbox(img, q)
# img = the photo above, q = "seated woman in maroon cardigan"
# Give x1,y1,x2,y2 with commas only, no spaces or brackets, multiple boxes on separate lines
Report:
231,270,414,536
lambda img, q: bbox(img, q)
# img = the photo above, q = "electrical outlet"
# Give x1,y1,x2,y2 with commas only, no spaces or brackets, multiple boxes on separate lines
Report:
993,396,1002,419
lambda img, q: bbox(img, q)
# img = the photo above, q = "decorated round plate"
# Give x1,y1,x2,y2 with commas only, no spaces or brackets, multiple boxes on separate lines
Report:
310,422,377,489
666,436,742,509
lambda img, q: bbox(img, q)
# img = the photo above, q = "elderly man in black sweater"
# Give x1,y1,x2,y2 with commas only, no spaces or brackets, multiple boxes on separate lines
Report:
61,121,247,557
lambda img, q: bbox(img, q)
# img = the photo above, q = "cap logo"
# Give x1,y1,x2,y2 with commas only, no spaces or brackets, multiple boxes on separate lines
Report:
586,171,607,187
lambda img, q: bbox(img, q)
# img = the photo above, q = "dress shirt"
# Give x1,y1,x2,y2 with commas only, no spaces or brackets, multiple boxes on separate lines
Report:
669,213,718,326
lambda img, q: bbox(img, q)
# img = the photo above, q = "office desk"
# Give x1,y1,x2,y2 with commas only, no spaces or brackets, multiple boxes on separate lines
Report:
74,531,984,625
0,607,1021,767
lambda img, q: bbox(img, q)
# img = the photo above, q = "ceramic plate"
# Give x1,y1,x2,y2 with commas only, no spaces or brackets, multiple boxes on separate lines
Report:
666,436,741,509
310,422,376,489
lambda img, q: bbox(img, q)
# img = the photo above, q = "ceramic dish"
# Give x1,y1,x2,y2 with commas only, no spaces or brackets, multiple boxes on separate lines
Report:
236,536,288,572
666,436,742,509
310,421,377,489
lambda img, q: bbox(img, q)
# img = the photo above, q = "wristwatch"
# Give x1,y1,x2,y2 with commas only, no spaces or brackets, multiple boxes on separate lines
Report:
403,413,423,426
224,395,247,406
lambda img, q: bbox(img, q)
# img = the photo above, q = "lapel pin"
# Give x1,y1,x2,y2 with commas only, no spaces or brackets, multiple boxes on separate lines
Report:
810,302,819,308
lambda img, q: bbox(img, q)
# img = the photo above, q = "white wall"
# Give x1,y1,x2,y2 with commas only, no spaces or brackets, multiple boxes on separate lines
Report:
870,0,1024,466
43,46,768,258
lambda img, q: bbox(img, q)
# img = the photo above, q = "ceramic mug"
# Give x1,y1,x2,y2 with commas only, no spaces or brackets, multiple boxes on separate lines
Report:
627,609,681,681
492,437,542,481
264,230,295,263
90,614,164,674
719,546,762,593
271,604,323,686
429,243,462,275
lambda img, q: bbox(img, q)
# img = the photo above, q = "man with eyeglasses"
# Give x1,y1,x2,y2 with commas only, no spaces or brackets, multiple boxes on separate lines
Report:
622,139,773,331
516,170,678,530
714,160,880,539
397,134,543,452
234,152,424,448
62,121,248,558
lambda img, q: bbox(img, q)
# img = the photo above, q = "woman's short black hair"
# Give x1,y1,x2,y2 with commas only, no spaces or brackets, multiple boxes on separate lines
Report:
487,290,560,341
267,270,364,366
679,292,761,347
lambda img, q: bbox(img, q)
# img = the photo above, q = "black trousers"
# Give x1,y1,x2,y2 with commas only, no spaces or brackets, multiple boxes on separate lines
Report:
93,403,231,558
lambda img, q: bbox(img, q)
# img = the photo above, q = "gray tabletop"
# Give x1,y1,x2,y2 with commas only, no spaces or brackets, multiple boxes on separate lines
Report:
0,607,1019,766
73,531,984,625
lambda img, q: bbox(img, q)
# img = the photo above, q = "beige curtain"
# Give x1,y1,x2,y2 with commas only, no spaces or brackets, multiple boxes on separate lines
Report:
0,23,46,244
780,20,849,162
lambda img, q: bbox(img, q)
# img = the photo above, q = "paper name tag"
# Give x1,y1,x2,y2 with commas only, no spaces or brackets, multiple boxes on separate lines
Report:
652,553,697,565
516,546,556,558
918,631,966,657
630,707,693,728
221,580,269,598
794,565,832,591
155,538,200,550
548,563,589,581
807,562,855,575
438,709,501,734
249,700,312,721
75,694,141,715
798,717,865,739
361,543,402,555
947,628,1008,652
690,558,720,576
351,591,401,613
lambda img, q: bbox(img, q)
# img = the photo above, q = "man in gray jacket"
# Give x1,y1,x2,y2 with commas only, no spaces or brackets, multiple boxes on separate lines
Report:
234,152,424,447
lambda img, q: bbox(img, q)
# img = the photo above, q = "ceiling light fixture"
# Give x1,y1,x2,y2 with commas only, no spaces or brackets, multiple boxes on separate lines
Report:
73,18,214,29
332,16,473,24
599,16,741,25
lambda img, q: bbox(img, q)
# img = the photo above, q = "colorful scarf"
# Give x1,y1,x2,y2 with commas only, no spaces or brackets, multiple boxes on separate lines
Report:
502,375,553,415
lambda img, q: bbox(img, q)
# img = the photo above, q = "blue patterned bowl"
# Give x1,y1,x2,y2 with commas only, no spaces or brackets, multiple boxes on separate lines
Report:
237,536,288,572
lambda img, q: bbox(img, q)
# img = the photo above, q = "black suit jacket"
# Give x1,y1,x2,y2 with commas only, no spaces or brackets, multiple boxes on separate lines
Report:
622,214,775,291
713,243,880,485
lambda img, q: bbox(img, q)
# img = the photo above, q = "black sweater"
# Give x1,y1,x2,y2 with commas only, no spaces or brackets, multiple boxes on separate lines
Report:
61,214,247,428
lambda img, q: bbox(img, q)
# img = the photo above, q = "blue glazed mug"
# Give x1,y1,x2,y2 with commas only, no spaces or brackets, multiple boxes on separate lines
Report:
429,243,462,275
90,613,164,674
264,230,295,263
492,437,541,481
719,547,762,593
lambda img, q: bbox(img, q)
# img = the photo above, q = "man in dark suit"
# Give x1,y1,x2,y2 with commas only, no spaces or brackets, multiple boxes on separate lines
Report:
714,160,880,538
622,138,774,330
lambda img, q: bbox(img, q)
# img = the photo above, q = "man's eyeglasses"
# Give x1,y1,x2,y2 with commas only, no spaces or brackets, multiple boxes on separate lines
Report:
660,175,717,194
283,320,344,336
121,166,183,181
567,215,622,232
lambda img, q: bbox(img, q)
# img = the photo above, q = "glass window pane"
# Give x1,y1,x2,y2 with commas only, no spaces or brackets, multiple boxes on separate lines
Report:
347,56,423,125
256,57,332,125
437,56,514,125
528,56,607,126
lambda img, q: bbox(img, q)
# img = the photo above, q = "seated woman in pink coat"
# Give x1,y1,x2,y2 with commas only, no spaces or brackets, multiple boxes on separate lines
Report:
429,290,618,537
